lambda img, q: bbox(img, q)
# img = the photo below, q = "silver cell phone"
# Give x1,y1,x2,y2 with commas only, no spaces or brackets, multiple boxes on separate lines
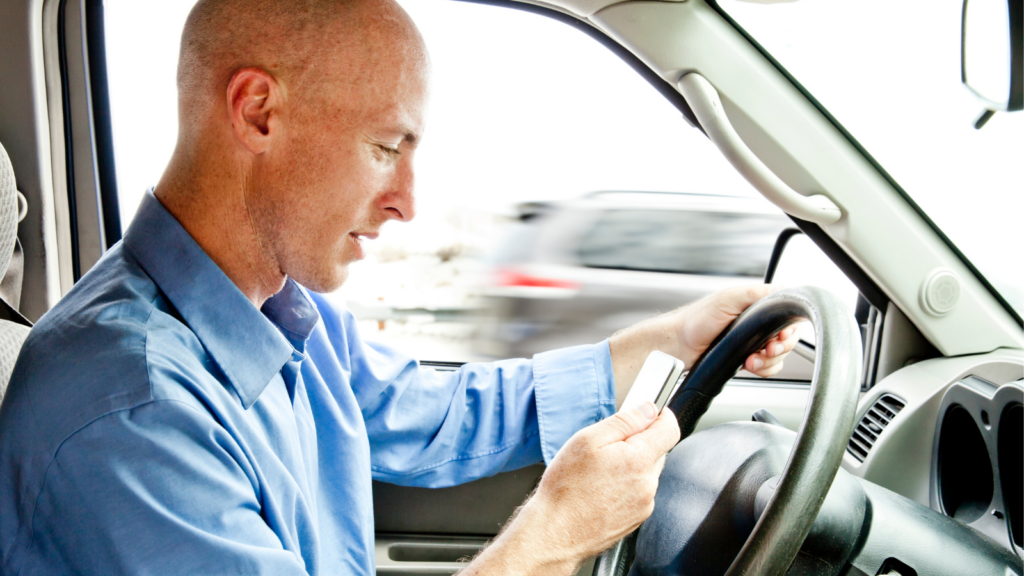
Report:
618,350,686,414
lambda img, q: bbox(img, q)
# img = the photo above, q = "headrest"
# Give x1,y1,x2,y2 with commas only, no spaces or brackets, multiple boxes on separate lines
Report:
0,142,21,280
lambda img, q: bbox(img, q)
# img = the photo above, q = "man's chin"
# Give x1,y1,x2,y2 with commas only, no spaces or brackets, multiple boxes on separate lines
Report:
289,265,350,295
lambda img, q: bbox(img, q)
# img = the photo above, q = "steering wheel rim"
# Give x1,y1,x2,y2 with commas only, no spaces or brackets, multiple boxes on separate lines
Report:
595,286,862,576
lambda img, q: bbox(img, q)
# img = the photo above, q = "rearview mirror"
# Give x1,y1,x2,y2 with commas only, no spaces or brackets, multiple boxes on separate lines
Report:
961,0,1023,123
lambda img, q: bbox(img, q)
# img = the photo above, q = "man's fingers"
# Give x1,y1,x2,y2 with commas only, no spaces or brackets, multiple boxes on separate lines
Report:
626,408,680,459
744,322,801,373
585,402,659,447
751,362,786,378
747,353,787,377
765,325,798,357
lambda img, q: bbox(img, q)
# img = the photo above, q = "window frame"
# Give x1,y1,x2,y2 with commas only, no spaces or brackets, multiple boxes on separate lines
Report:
46,0,121,290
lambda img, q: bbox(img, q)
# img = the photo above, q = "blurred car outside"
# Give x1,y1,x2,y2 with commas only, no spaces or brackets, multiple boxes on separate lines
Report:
474,191,794,362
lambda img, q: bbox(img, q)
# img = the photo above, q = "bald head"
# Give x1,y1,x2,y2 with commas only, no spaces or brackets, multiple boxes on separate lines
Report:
158,0,430,304
177,0,428,142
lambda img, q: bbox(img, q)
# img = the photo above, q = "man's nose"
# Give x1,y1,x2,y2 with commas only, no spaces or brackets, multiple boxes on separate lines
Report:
378,157,416,222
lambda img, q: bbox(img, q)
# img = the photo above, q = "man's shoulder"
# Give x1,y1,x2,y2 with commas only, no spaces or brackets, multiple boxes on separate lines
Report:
3,243,217,448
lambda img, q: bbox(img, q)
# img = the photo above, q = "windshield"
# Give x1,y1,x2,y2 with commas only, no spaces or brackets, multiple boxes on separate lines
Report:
717,0,1024,318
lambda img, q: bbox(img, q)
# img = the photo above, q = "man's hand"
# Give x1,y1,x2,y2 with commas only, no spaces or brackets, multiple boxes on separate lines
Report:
460,403,680,576
673,285,799,376
608,285,802,406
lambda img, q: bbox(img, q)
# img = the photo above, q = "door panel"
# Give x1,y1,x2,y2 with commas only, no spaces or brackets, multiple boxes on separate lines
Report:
373,464,544,535
374,535,488,575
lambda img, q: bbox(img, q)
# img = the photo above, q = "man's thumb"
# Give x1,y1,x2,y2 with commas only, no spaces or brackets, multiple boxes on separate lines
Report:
587,402,659,447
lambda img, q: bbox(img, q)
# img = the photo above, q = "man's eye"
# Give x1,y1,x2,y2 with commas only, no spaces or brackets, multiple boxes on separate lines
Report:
377,144,401,157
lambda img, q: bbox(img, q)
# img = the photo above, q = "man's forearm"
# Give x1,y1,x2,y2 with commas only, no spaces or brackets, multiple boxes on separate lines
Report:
459,498,582,576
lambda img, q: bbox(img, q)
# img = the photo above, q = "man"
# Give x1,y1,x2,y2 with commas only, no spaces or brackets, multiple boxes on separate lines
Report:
0,0,797,574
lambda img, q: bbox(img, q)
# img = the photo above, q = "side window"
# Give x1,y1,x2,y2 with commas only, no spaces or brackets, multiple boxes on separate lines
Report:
578,209,789,277
104,0,797,365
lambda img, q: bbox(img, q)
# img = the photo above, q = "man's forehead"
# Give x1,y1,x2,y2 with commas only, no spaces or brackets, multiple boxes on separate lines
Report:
365,105,425,144
316,65,427,133
305,92,422,147
273,0,429,138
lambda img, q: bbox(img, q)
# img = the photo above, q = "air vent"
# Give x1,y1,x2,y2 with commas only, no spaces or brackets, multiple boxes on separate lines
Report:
847,394,906,462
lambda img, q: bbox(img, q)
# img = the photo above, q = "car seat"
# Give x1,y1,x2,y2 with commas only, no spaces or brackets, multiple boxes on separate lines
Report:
0,142,31,405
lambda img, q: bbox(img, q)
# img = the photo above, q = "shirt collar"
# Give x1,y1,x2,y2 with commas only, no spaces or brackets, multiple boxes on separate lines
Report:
123,191,321,408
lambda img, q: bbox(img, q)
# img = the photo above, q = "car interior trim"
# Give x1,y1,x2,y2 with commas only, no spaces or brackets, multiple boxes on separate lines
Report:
54,0,81,281
846,393,906,463
82,0,120,248
54,0,110,282
705,0,1023,329
930,376,1023,554
783,220,889,390
0,0,65,321
676,72,843,225
590,0,1024,358
726,379,812,391
373,535,489,575
843,348,1023,509
40,0,83,294
762,226,801,286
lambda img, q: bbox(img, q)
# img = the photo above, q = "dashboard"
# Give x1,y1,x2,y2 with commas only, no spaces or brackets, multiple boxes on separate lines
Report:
932,374,1022,555
843,348,1023,559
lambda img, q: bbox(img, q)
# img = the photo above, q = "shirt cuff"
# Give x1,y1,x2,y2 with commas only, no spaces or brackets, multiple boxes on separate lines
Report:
532,339,616,464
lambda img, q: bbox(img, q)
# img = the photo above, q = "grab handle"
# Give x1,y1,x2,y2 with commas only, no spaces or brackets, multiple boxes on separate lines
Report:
677,73,842,226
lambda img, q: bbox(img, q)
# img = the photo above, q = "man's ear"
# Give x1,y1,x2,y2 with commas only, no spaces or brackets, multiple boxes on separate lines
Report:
226,67,281,154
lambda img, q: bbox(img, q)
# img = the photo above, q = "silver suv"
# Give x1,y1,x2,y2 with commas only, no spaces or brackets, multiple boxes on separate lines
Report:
476,191,791,358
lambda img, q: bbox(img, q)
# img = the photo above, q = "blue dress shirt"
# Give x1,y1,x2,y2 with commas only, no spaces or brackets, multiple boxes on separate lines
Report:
0,192,615,575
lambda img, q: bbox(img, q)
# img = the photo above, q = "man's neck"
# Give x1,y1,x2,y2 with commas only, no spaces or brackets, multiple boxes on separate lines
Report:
154,153,286,309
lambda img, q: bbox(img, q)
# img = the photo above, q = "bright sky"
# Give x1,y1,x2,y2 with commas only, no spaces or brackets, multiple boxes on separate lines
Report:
104,0,1022,313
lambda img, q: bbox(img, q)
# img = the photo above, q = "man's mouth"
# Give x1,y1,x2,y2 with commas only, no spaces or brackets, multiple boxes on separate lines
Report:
349,232,379,244
348,232,379,259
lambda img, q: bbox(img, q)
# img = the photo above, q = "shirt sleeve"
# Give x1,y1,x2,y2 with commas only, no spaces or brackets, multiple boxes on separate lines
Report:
23,401,309,576
306,293,616,488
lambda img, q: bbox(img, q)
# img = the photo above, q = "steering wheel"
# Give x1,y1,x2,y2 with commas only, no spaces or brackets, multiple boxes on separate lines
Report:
595,286,863,576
